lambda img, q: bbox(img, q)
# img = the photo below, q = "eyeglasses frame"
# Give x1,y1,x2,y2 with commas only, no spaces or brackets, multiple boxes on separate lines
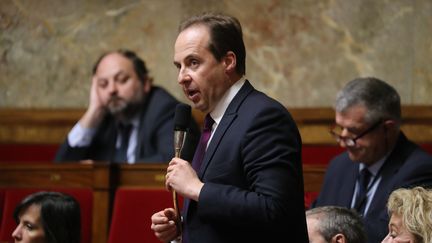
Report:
329,120,383,147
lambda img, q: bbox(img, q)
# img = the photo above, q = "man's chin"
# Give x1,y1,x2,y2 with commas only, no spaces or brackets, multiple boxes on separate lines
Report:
191,100,211,113
347,151,362,163
109,102,143,120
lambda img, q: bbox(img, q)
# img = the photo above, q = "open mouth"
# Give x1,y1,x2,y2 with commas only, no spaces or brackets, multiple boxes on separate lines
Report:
186,89,200,102
188,90,198,96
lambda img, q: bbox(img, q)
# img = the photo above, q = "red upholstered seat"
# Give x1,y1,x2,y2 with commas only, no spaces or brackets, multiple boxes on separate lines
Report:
304,191,319,210
108,188,181,243
0,188,92,243
302,143,432,165
422,143,432,155
302,145,344,165
0,144,59,162
302,145,341,208
0,189,5,230
0,143,427,164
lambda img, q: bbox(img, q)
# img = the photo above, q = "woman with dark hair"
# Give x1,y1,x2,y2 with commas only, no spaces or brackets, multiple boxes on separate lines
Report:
12,191,81,243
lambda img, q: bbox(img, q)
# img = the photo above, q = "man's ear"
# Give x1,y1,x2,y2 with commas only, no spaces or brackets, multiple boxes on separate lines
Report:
331,233,346,243
143,77,152,93
383,119,400,136
383,119,396,129
223,51,237,74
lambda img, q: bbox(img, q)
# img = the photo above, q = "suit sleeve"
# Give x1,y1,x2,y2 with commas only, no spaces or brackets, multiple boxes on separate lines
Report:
136,98,176,162
136,87,200,163
54,139,90,162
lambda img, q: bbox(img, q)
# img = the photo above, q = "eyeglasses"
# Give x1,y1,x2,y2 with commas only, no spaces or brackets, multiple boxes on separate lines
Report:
329,120,382,147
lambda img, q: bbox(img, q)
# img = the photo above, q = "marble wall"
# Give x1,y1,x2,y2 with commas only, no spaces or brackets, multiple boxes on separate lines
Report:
1,0,431,108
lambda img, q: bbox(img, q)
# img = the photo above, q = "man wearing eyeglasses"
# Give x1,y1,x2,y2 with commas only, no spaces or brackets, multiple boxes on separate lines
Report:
313,77,432,243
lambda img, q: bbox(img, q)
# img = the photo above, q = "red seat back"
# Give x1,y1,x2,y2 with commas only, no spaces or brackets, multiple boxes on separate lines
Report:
108,188,181,243
0,189,5,230
302,145,344,165
422,143,432,155
0,188,92,243
0,144,59,163
304,191,319,209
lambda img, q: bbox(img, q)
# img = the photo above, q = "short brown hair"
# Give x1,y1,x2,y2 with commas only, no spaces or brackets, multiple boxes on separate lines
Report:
92,49,150,84
179,12,246,75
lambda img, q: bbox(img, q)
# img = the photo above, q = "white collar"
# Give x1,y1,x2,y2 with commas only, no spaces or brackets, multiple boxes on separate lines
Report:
209,76,246,125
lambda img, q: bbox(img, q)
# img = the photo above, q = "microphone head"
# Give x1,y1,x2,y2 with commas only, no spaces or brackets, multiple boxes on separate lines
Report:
174,103,191,131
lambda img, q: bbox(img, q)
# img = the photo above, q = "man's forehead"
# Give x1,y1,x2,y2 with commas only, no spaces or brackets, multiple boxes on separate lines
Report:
175,25,209,49
174,38,211,65
336,105,368,120
96,54,133,76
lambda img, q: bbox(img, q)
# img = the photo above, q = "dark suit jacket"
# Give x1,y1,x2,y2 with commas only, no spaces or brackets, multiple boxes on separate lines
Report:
55,86,199,163
183,81,308,243
313,133,432,243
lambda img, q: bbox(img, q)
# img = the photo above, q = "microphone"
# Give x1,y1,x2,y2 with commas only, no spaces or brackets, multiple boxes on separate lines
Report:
174,103,191,158
172,103,191,234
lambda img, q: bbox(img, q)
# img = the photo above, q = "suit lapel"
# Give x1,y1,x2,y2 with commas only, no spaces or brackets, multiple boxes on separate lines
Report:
198,81,254,178
198,112,236,178
368,133,413,213
134,110,147,159
340,162,358,207
184,81,253,221
134,97,151,159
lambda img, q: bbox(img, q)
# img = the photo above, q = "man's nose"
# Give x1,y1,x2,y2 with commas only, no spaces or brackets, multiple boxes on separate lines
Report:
178,68,191,85
338,128,350,148
107,81,118,94
339,139,347,148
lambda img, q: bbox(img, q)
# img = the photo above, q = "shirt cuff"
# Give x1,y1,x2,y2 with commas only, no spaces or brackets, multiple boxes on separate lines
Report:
67,122,97,147
171,237,182,243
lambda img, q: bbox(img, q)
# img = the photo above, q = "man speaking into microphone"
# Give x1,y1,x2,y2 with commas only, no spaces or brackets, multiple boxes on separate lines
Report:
151,13,308,242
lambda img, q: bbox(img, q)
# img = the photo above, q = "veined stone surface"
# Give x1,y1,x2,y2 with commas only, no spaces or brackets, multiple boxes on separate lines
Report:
0,0,431,108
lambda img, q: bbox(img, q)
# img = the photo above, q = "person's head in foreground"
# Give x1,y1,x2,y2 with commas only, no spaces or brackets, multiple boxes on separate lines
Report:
306,206,367,243
12,191,81,243
174,12,245,114
382,186,432,243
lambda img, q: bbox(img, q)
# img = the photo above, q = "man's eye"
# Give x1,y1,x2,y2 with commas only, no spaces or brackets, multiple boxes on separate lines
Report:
98,80,108,88
191,60,199,67
117,76,129,84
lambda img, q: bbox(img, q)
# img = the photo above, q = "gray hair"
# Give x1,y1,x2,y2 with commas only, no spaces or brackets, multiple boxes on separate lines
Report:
335,77,401,124
307,206,367,243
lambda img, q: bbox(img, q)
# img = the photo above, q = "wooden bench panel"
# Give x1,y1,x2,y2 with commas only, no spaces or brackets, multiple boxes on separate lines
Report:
0,162,326,243
1,106,431,145
0,162,111,243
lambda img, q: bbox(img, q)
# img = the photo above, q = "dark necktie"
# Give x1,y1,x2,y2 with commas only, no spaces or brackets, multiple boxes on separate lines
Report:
114,123,132,163
191,114,215,172
182,114,214,243
355,168,371,215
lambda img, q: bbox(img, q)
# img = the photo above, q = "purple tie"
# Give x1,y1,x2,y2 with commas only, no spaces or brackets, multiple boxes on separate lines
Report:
191,114,215,172
182,114,214,243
